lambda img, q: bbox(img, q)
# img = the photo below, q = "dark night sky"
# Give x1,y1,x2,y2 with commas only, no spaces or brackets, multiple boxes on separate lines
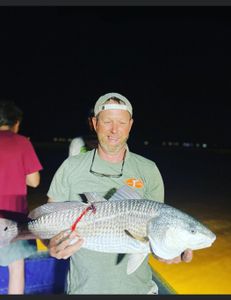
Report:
0,6,230,147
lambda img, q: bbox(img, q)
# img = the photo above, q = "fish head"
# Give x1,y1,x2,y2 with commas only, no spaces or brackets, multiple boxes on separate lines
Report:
0,218,18,247
147,205,216,260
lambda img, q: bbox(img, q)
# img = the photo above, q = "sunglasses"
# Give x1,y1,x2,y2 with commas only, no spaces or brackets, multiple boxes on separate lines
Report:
89,148,126,178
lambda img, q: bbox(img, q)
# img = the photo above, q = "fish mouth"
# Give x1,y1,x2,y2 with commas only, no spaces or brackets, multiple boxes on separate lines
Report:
192,232,216,250
193,243,212,250
192,238,215,250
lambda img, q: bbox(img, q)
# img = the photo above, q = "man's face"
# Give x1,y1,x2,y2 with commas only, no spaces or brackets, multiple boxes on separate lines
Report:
92,106,133,154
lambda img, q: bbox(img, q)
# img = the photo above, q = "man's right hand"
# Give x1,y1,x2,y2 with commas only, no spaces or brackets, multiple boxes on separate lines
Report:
48,230,84,259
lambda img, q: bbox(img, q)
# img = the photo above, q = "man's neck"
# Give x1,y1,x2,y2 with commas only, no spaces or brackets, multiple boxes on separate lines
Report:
0,125,11,131
0,123,19,133
97,145,126,163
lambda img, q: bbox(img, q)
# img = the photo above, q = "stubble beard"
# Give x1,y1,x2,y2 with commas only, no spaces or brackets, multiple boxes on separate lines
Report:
98,135,129,155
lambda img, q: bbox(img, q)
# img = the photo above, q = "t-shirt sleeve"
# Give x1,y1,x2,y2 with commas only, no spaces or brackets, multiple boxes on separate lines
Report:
22,139,43,174
47,159,70,202
144,162,165,203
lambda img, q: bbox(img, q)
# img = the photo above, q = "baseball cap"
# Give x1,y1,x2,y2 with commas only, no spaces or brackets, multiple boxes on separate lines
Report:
94,92,133,117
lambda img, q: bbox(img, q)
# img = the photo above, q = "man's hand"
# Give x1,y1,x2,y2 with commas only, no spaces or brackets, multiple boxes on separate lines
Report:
48,230,84,260
155,249,193,264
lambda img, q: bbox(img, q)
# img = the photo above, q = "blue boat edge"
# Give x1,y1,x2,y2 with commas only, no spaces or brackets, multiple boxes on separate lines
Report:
0,251,175,295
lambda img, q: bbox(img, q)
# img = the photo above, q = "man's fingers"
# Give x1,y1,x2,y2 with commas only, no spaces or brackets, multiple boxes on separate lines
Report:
49,229,70,247
49,229,84,259
158,256,181,264
181,249,193,263
56,238,84,259
154,249,193,264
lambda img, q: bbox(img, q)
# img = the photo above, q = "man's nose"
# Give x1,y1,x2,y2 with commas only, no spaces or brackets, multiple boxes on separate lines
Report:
110,122,118,133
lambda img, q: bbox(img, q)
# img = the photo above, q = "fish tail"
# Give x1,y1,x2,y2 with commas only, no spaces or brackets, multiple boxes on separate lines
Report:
0,218,19,247
0,211,36,247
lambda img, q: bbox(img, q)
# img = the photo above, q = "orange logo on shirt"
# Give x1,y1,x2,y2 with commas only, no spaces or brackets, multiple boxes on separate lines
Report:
125,178,144,188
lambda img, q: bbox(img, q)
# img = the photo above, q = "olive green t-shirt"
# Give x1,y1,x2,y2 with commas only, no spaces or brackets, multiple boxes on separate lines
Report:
47,149,164,294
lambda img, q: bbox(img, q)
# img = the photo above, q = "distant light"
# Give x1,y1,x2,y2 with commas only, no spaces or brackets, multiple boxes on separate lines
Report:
53,137,68,143
160,140,210,149
144,140,149,146
182,142,193,147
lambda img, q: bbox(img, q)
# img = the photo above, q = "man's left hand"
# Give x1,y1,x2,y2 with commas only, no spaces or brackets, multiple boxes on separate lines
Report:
155,249,193,264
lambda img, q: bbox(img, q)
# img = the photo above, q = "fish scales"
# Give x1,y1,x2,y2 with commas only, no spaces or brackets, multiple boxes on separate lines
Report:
0,185,216,274
75,199,161,252
27,199,161,253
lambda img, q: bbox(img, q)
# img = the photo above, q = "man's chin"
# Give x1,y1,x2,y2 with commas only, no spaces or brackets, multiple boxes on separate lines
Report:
103,145,122,154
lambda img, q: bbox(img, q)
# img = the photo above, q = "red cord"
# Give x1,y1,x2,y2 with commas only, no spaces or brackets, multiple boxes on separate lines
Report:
71,204,96,232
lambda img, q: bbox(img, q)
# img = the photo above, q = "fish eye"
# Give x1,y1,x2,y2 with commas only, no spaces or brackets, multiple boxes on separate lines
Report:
4,227,8,231
191,229,196,234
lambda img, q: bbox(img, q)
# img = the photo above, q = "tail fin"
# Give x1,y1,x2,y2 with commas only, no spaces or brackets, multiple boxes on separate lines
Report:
0,210,31,248
0,218,18,247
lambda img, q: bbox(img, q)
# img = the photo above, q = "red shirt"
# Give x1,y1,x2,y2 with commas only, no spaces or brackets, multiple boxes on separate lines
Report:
0,131,43,213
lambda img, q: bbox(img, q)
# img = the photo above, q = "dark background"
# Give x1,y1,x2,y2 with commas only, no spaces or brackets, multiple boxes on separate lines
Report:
0,6,230,148
1,8,231,295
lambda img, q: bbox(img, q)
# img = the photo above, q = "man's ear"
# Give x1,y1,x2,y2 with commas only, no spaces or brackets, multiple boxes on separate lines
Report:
12,120,20,133
129,118,134,130
91,117,97,132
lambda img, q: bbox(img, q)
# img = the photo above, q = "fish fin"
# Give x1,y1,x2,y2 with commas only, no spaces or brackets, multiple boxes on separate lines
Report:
116,253,126,264
127,253,148,275
84,185,142,203
109,185,142,201
125,229,149,243
0,218,18,247
28,201,85,219
84,192,107,203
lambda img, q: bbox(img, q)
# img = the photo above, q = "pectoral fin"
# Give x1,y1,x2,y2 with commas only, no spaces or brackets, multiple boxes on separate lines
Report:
124,229,149,243
109,185,142,201
127,253,148,275
84,192,107,203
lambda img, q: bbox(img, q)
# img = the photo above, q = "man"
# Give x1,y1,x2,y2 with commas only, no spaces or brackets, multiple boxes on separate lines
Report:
47,92,192,294
0,100,43,294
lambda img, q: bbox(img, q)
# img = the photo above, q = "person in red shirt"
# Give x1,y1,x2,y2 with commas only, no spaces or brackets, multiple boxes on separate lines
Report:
0,100,43,294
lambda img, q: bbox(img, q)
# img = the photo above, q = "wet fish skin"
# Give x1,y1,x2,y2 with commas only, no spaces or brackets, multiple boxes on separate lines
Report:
0,186,216,274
